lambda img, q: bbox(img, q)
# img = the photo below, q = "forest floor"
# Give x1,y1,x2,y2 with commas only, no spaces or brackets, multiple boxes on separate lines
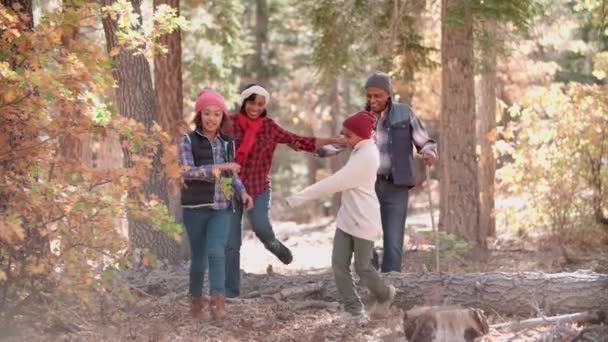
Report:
4,180,608,341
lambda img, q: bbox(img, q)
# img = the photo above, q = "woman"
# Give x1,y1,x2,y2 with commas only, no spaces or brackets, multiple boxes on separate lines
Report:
224,84,343,298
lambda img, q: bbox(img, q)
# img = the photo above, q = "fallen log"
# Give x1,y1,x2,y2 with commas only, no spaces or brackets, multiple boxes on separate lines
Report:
383,271,608,316
242,271,608,316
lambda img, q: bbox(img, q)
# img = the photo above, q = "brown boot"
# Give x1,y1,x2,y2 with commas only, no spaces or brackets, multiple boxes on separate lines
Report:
191,295,209,320
209,294,225,320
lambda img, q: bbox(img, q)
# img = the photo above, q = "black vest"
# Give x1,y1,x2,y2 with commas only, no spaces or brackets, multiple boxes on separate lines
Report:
181,131,235,207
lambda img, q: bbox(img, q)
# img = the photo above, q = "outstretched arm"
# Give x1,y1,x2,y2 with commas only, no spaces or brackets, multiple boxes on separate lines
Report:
286,152,367,207
270,118,343,152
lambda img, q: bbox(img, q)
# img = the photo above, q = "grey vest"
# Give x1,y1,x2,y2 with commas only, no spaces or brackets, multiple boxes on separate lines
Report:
379,102,416,187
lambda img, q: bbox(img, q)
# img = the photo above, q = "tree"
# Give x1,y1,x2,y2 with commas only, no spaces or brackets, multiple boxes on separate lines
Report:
252,0,269,86
440,0,484,251
477,23,497,238
101,0,181,263
153,0,183,229
473,0,539,239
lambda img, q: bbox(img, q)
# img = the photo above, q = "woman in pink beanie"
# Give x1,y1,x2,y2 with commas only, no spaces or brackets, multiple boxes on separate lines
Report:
178,89,253,321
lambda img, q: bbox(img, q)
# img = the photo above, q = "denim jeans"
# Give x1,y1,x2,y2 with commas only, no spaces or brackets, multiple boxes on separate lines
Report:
332,228,391,314
183,207,230,296
225,189,276,298
375,178,409,272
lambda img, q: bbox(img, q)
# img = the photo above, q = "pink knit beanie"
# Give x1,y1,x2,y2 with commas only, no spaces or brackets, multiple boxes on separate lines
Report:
194,89,227,114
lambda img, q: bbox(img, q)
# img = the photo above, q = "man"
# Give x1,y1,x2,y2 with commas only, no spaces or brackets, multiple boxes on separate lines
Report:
318,71,437,272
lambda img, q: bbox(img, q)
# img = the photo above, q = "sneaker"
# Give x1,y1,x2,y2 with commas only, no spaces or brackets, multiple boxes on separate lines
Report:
264,239,293,265
337,311,369,324
369,285,396,318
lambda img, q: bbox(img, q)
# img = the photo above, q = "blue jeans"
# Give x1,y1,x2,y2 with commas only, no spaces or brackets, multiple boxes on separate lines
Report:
375,178,409,272
225,189,276,298
183,207,230,296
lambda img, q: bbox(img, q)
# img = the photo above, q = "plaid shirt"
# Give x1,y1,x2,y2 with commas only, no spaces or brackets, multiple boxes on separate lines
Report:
228,116,316,197
374,107,437,175
179,132,245,210
317,107,437,165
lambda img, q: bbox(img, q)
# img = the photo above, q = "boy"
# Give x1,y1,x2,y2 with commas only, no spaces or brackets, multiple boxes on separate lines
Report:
286,110,396,322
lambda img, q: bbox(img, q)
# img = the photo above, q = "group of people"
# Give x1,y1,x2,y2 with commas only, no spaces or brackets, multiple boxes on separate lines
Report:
178,72,437,322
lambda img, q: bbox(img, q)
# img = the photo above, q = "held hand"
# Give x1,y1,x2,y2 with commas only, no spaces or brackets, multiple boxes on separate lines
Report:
332,135,347,145
423,152,436,166
222,162,241,173
241,192,254,210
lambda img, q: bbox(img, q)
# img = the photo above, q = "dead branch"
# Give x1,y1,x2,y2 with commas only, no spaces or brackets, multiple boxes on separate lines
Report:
491,310,605,332
273,281,325,300
292,300,340,311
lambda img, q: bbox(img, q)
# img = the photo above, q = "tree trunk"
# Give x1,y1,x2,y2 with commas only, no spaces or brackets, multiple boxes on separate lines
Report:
478,23,497,238
101,0,181,264
254,0,269,86
241,271,608,317
58,0,92,167
328,77,346,215
440,0,483,250
153,0,183,144
153,0,187,259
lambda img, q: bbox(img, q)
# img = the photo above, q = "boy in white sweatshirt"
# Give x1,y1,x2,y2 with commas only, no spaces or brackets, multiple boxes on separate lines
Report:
286,110,396,322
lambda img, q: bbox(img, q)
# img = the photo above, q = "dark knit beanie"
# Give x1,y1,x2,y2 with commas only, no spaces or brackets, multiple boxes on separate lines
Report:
364,71,392,95
343,110,376,139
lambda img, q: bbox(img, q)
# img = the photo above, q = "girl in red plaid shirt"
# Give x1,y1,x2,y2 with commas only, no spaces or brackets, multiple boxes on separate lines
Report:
224,84,343,298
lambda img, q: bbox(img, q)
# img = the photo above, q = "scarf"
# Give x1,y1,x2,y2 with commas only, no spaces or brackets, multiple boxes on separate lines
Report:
235,112,264,164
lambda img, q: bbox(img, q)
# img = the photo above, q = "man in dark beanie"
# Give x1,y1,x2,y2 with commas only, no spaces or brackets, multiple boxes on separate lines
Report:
318,71,437,273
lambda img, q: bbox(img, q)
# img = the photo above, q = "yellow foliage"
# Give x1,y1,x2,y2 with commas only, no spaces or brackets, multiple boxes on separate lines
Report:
497,82,608,239
0,2,183,317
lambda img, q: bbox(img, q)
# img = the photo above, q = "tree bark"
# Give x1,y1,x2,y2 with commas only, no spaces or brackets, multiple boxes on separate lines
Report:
242,271,608,317
254,0,269,86
440,0,483,250
153,0,183,142
101,0,181,263
327,77,346,215
478,23,497,238
153,0,187,259
58,1,92,167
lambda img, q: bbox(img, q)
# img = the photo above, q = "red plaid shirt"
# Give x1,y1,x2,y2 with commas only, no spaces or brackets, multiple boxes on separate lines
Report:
228,116,316,197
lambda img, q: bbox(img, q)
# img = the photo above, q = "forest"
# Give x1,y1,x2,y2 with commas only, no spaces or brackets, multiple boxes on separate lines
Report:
0,0,607,341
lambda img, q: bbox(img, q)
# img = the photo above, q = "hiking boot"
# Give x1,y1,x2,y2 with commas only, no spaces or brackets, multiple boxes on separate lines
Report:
191,295,209,320
264,239,293,265
371,249,380,271
209,294,226,320
369,285,396,318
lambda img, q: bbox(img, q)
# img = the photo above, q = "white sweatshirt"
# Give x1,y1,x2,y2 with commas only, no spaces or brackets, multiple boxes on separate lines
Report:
286,139,381,241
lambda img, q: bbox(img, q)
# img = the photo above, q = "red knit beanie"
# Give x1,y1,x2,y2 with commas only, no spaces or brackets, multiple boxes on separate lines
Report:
342,110,376,139
194,89,227,114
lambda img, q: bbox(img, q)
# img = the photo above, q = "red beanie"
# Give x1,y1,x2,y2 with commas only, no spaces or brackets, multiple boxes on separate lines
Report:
342,110,376,139
194,89,227,114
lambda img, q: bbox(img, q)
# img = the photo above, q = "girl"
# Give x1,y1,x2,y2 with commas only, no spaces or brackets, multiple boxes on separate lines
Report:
179,89,253,320
224,84,343,298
